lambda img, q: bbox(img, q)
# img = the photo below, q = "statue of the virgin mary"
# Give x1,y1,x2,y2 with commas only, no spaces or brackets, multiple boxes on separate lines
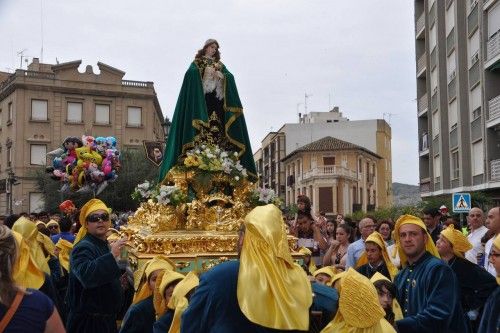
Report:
158,39,257,181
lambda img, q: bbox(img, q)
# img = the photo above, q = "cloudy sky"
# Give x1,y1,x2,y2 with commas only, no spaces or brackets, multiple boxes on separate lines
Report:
0,0,418,184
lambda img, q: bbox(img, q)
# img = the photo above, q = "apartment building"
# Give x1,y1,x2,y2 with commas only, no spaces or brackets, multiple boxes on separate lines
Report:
414,0,500,202
253,107,392,212
0,58,165,214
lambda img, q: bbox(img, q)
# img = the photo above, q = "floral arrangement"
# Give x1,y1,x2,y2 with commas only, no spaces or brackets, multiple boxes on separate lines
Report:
132,181,187,206
183,144,248,183
250,188,282,207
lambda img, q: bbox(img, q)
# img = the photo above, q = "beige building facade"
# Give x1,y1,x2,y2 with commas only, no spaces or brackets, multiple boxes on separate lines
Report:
253,108,392,213
0,58,165,214
282,136,381,215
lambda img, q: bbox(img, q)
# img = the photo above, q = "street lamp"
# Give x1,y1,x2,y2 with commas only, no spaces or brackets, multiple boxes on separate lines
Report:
7,170,20,215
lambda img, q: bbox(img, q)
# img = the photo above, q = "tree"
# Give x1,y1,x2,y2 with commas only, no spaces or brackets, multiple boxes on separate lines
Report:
33,149,160,213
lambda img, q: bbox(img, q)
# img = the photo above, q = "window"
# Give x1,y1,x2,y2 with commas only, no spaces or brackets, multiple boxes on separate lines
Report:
323,156,335,166
31,100,48,120
470,85,482,119
451,151,459,179
430,24,437,50
446,2,455,35
7,146,12,167
431,69,438,92
95,104,110,124
447,51,456,80
30,145,47,165
127,106,142,126
432,111,440,138
8,102,12,123
472,107,481,119
67,102,83,123
358,159,362,172
433,155,441,183
472,141,484,176
29,193,44,213
487,2,500,38
448,99,458,130
468,31,479,66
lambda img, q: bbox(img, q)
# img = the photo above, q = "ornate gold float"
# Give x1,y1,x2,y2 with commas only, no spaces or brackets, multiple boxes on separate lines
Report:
122,167,301,273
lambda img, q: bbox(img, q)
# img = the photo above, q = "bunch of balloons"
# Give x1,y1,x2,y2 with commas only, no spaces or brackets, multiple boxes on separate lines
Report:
46,135,121,195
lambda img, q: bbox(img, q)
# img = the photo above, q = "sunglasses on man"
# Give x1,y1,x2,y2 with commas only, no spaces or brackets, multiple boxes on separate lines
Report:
87,213,110,223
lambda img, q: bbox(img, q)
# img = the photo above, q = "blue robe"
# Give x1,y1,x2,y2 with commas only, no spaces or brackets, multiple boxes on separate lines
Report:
477,285,499,333
120,296,155,333
66,233,123,333
153,310,174,333
394,252,469,333
181,261,305,333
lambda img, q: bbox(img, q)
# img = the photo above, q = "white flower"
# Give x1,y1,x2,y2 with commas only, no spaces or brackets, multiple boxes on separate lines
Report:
206,153,214,159
242,169,248,177
220,151,228,158
195,149,200,154
235,176,240,181
233,152,238,157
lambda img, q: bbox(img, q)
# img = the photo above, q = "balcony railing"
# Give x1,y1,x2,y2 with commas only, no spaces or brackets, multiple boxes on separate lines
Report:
487,31,500,61
418,94,428,114
302,166,357,181
417,53,427,74
416,11,425,36
420,181,430,193
488,95,500,121
491,159,500,181
121,80,153,88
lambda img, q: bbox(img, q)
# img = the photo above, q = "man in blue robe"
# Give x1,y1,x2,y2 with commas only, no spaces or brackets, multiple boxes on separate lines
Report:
393,215,468,333
66,199,127,333
181,204,312,332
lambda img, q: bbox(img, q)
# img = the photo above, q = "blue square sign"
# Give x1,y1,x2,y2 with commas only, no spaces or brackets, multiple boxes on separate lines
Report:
452,193,471,213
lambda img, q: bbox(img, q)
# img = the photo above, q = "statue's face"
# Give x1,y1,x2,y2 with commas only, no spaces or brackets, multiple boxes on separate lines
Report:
205,43,218,57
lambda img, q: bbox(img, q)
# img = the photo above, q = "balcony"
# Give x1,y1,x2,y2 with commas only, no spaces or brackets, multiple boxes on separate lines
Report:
417,53,427,77
302,165,357,182
418,93,428,115
486,31,500,69
420,181,431,194
487,94,500,128
491,159,500,181
415,11,425,39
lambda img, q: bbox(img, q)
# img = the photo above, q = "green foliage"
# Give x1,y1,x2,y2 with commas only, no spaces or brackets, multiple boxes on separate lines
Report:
33,149,160,213
346,205,423,223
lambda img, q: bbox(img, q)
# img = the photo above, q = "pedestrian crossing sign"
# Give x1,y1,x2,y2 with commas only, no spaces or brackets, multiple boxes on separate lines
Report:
452,193,471,213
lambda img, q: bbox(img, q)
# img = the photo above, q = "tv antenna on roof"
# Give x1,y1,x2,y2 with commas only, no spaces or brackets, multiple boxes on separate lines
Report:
17,49,27,69
304,93,312,115
383,112,398,124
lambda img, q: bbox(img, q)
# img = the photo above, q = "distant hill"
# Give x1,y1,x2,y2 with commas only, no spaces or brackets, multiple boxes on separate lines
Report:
392,182,421,206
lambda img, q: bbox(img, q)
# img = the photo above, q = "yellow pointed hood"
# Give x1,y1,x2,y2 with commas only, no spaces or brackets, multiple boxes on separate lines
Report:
12,217,51,274
238,204,312,330
11,230,45,289
356,231,399,280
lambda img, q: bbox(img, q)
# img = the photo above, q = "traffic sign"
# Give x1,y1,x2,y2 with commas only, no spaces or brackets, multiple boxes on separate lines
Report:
452,193,471,213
